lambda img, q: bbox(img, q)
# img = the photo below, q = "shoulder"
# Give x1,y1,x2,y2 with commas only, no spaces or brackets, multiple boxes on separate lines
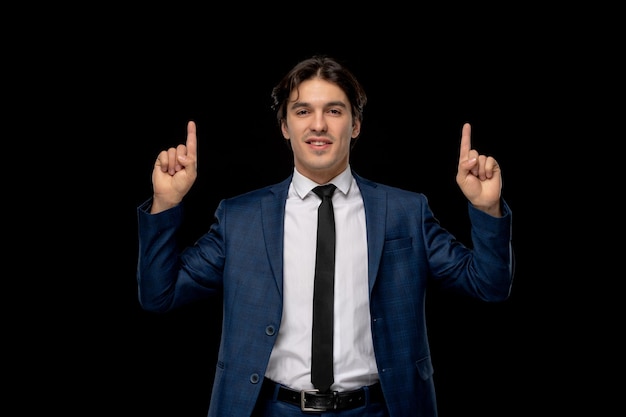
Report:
220,175,292,206
353,172,427,201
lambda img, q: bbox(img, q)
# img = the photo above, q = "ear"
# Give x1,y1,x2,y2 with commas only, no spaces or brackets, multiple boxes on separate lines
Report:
280,120,289,139
351,120,361,138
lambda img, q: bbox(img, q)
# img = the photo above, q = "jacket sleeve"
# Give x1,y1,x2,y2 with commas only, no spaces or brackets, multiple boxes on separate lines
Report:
426,199,514,302
136,199,223,313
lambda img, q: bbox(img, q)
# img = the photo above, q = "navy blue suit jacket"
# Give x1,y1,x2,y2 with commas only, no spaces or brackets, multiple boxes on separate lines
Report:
137,172,514,417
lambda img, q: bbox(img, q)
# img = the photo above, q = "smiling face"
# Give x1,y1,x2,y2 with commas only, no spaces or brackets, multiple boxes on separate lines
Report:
281,77,361,185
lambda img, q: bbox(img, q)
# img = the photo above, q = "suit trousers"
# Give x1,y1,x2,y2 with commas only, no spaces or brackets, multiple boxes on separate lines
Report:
251,382,389,417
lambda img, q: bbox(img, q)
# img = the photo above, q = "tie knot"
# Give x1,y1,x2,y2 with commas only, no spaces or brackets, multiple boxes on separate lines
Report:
313,184,336,199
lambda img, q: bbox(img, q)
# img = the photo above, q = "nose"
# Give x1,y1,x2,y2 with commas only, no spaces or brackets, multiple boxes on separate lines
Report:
309,111,328,133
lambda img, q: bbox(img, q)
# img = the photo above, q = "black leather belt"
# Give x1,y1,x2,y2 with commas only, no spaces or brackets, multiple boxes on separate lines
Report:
261,378,383,412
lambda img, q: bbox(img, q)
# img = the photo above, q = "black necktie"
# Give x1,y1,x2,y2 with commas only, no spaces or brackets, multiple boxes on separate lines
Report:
311,184,336,393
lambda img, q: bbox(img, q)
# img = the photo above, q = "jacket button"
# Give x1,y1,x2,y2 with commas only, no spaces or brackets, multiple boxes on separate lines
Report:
265,325,276,336
250,373,260,384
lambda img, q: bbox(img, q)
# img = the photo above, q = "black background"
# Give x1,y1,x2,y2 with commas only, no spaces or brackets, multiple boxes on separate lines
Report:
20,11,614,416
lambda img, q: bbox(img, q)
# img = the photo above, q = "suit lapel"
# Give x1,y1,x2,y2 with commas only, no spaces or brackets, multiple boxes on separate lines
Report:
354,174,387,294
261,176,291,298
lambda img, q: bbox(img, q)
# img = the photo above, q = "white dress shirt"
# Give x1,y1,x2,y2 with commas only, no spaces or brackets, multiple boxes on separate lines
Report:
265,166,379,391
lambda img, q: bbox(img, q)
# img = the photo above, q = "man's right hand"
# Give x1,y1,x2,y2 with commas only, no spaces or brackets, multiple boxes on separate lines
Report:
150,121,198,214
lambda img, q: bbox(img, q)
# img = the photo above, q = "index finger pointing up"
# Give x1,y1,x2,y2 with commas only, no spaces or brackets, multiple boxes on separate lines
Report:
186,120,198,159
459,122,472,162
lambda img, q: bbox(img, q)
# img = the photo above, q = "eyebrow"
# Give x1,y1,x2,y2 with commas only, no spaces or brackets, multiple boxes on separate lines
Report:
289,101,348,111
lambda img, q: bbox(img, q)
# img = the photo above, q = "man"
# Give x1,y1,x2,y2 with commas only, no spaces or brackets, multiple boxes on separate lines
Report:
137,55,514,416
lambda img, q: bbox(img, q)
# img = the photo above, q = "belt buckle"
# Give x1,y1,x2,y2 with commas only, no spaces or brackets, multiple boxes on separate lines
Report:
300,389,338,412
300,389,321,412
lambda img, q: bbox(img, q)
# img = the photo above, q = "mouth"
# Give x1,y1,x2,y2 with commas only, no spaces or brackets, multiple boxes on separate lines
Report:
307,140,331,146
306,136,332,147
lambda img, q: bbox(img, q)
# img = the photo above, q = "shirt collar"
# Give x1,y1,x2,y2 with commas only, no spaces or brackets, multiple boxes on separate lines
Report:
292,166,353,199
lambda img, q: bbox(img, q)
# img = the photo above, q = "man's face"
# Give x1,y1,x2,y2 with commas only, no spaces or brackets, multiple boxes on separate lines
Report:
281,78,360,184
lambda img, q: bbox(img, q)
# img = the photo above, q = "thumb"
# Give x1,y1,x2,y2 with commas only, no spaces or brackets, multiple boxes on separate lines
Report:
177,153,197,172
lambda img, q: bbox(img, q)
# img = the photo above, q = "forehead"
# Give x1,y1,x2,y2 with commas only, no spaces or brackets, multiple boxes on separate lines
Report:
289,78,348,104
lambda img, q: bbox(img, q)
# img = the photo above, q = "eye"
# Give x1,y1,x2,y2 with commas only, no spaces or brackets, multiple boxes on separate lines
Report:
295,109,310,116
328,108,342,115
